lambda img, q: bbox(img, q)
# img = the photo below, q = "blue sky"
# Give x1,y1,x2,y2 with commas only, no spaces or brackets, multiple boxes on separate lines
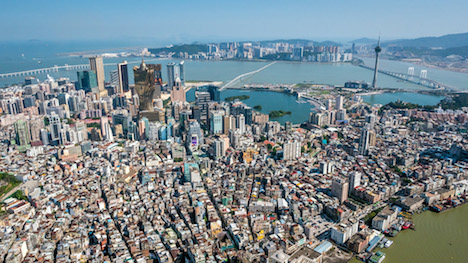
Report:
1,0,467,44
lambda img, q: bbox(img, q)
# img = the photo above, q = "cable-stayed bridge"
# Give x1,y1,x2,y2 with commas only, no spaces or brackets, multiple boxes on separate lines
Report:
358,64,456,91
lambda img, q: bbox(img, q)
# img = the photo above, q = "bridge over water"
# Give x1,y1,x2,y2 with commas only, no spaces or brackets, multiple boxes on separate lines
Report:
219,62,276,91
358,64,456,91
0,59,164,79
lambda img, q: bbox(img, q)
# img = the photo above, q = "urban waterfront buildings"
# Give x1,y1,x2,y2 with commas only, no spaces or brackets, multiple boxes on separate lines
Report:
0,59,468,263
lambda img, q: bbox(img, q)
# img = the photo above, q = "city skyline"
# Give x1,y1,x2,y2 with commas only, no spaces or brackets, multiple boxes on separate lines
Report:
1,0,468,42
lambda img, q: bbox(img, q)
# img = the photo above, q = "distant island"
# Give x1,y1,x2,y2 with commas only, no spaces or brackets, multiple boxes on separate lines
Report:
269,110,291,118
225,95,250,102
253,105,262,111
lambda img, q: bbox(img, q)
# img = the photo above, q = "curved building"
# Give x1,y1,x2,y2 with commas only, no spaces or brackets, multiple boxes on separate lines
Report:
133,59,162,112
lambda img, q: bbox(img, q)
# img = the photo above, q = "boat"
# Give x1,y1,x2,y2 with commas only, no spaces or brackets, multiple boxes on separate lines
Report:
402,221,412,230
369,251,386,263
431,204,443,212
385,240,393,248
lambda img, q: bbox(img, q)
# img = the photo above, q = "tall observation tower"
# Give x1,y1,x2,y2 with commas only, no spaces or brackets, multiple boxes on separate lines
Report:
372,37,381,88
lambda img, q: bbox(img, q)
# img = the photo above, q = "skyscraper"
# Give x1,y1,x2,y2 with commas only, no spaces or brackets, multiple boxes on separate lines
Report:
133,59,163,112
117,61,129,94
167,63,177,89
372,37,381,88
167,61,185,88
89,56,106,96
179,61,185,85
335,95,344,110
358,124,371,156
76,71,98,93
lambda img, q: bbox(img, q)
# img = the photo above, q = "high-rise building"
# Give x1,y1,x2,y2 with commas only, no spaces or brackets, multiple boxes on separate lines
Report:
283,140,301,160
337,109,347,122
167,61,185,88
236,114,245,134
188,120,203,151
100,117,109,138
29,118,44,144
117,61,129,94
358,125,371,156
331,178,349,203
14,120,31,147
223,115,235,135
89,56,106,96
179,61,185,86
292,47,304,60
195,91,211,122
210,110,224,134
349,172,361,192
48,113,61,143
310,111,329,126
133,59,163,112
76,71,98,93
110,70,119,87
208,85,220,102
372,37,381,88
170,79,186,102
213,138,226,159
335,96,344,110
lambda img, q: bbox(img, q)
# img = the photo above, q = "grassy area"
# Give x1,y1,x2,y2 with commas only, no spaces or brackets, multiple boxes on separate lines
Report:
269,110,291,118
11,190,27,201
309,90,331,95
0,172,21,197
225,95,250,102
86,123,101,129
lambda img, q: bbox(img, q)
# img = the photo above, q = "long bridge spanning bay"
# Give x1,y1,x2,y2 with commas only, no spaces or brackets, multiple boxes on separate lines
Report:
0,59,164,79
219,62,276,91
358,64,456,91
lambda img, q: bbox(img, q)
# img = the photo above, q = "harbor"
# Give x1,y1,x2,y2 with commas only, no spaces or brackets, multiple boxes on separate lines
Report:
351,202,468,263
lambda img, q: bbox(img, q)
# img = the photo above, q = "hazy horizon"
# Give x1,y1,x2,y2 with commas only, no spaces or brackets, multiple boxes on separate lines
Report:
1,0,468,44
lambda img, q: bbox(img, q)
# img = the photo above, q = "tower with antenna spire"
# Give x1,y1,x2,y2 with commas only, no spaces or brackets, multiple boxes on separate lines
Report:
372,37,381,88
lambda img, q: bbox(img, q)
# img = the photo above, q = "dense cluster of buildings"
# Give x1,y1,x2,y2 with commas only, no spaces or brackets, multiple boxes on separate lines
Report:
157,41,353,63
0,56,467,263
